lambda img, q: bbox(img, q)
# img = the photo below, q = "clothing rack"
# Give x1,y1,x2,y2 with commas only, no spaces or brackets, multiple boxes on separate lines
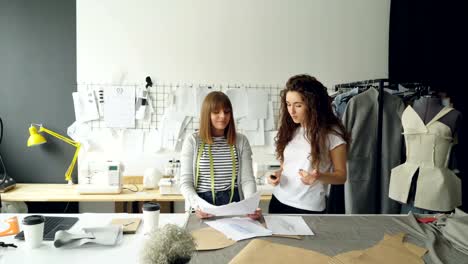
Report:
334,79,430,213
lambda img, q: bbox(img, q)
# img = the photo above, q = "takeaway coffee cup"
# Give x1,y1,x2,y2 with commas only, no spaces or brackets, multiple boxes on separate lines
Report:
142,202,160,234
22,215,45,248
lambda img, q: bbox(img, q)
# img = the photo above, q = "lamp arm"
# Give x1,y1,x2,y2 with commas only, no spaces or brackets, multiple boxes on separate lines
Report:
37,126,81,182
39,127,80,147
65,145,81,182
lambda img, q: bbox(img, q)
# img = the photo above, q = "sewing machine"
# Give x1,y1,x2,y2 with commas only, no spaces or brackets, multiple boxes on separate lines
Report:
76,160,122,194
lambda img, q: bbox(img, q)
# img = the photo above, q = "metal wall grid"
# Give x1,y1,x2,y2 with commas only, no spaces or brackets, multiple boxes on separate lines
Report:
77,83,283,133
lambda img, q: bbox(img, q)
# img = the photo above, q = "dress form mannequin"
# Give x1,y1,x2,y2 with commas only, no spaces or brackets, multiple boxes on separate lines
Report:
412,96,461,135
400,95,462,214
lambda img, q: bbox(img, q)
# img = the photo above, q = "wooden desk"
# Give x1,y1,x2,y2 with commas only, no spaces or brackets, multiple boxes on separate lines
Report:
1,184,182,202
1,183,272,212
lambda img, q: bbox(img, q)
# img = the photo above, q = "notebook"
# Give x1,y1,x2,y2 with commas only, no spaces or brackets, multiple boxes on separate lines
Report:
15,216,79,241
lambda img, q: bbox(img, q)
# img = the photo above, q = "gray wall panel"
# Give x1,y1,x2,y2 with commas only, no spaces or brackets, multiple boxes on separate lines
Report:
0,0,77,184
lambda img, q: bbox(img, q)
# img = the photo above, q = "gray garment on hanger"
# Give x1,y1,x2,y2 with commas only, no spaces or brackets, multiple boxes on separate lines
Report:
343,88,405,214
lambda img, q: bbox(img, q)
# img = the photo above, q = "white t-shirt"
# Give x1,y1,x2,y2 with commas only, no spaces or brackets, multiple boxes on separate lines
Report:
273,127,346,211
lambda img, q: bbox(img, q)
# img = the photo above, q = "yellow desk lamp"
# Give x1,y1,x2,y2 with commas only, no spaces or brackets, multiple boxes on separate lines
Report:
27,124,81,184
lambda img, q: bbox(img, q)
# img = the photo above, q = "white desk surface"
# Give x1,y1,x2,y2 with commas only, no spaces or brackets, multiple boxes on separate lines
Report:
0,213,188,264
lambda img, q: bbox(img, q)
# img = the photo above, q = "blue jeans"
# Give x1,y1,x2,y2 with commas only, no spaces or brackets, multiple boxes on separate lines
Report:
197,187,240,206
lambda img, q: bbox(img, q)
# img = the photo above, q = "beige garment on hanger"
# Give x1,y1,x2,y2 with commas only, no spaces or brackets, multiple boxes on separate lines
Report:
389,106,461,211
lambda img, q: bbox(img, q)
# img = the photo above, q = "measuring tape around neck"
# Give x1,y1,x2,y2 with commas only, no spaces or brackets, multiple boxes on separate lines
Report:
195,141,237,204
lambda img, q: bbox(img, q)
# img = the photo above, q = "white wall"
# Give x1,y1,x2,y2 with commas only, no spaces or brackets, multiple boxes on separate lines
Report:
76,0,390,212
77,0,390,88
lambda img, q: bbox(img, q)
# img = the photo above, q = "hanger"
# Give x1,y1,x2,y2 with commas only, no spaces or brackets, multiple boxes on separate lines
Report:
414,85,436,98
423,86,439,98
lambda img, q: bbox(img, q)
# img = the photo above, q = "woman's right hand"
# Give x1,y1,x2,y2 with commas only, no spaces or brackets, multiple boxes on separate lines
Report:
267,170,281,186
195,208,214,219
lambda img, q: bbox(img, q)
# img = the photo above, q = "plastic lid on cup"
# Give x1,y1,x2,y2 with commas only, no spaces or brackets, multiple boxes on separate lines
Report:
23,215,45,225
143,202,160,211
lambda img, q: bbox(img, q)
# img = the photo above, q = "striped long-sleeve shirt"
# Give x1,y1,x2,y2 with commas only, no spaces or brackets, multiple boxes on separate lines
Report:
196,136,239,193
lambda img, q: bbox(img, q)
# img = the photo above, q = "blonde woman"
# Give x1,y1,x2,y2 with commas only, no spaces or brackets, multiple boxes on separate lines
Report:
180,91,260,219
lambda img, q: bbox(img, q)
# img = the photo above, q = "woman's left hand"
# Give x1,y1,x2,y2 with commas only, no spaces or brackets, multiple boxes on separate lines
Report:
247,208,262,220
299,169,320,185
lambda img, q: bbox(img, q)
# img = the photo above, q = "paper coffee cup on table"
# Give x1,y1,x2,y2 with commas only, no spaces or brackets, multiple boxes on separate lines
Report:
22,215,45,249
142,202,160,234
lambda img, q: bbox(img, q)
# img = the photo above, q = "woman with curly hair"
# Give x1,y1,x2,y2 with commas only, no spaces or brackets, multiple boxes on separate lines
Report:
268,74,350,214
